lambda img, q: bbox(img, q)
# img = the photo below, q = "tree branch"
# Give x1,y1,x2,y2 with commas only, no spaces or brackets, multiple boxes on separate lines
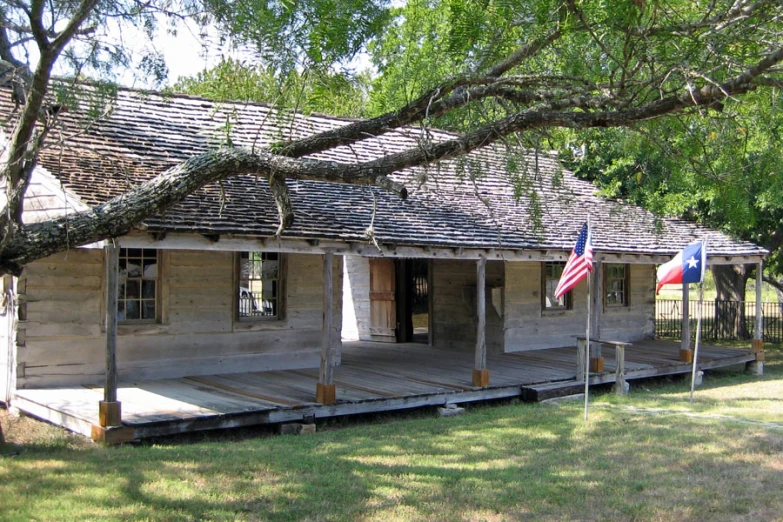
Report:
51,0,99,53
278,29,565,159
0,147,406,273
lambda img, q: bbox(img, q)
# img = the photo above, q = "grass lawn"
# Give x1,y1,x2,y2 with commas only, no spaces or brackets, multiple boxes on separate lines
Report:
1,345,781,522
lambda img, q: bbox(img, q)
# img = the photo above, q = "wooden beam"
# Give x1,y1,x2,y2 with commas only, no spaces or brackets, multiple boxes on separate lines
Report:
102,243,122,427
576,338,586,380
751,260,765,361
473,256,488,387
104,244,119,404
116,232,765,266
755,260,763,342
613,344,627,396
591,257,602,341
317,251,336,404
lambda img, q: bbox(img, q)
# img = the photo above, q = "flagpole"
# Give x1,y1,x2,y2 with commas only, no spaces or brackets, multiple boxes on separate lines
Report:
584,269,591,422
689,240,706,403
584,219,591,422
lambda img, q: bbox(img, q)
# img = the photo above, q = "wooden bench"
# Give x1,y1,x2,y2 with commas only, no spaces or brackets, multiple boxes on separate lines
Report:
576,337,630,395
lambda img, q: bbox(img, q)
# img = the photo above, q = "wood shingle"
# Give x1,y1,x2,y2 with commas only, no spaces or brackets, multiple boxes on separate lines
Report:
0,87,766,259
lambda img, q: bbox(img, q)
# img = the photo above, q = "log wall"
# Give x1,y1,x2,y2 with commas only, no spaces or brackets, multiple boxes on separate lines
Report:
504,262,655,351
599,263,656,342
431,259,505,353
16,249,342,387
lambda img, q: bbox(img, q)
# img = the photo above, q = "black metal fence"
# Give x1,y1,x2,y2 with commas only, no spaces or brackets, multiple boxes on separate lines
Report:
655,299,783,343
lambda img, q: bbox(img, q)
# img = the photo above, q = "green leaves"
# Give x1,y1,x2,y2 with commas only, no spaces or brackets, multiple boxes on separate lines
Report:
202,0,391,73
172,58,371,117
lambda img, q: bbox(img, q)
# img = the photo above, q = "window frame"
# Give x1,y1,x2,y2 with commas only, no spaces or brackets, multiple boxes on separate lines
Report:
541,261,573,312
236,251,285,322
603,263,630,308
117,248,160,324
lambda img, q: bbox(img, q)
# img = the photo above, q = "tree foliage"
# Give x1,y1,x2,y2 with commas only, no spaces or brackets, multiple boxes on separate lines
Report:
172,58,372,118
201,0,391,72
368,0,783,291
560,92,783,273
0,0,781,274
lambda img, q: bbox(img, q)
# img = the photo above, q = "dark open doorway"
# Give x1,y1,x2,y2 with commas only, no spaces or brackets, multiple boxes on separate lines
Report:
396,259,430,344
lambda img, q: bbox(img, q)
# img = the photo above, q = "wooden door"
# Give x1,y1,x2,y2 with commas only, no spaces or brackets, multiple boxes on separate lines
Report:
369,258,396,341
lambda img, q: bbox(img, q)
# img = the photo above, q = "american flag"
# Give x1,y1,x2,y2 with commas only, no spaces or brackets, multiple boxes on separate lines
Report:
554,223,594,299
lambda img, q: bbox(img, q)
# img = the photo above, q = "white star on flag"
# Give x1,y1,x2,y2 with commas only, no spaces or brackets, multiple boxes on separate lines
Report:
686,255,699,269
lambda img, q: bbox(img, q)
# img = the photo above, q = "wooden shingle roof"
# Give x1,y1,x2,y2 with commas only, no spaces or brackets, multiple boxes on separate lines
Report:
1,88,767,260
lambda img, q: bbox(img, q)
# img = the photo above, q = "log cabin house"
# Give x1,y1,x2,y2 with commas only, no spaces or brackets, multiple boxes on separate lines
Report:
0,88,767,441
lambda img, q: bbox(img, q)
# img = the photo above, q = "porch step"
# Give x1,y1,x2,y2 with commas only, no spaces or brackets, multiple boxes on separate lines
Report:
520,379,585,402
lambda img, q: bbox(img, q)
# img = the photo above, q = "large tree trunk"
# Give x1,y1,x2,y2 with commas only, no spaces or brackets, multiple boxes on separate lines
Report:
712,264,751,340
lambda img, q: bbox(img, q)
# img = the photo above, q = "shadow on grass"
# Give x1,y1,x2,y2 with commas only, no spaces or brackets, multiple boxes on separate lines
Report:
2,342,781,521
3,391,783,522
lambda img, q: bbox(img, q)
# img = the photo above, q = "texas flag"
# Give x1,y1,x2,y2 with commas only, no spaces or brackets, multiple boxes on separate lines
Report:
656,241,706,294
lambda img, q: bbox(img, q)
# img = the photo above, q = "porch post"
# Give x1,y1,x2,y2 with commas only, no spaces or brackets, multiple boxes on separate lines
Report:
680,283,692,362
591,256,602,340
473,256,489,387
100,243,121,427
590,257,603,371
748,260,765,374
317,251,337,404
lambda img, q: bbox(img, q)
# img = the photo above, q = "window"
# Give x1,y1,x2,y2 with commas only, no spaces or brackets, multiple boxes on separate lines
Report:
542,262,572,310
118,248,158,322
238,252,281,319
605,264,629,307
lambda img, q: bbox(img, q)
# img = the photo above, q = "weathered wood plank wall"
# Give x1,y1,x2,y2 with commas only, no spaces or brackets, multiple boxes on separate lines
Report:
431,259,504,353
504,262,655,351
16,250,342,388
599,264,656,341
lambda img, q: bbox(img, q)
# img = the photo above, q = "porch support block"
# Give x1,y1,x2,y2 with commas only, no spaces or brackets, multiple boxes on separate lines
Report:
473,257,488,387
316,383,336,405
317,251,336,403
679,349,693,363
472,369,490,388
751,339,764,352
91,424,135,445
589,357,604,373
99,400,122,427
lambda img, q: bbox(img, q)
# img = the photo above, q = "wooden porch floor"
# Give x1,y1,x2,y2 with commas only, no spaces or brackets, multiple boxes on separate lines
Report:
13,339,756,440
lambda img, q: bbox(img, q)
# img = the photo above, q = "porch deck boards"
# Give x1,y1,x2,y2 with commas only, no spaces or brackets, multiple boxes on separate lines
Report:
13,339,757,440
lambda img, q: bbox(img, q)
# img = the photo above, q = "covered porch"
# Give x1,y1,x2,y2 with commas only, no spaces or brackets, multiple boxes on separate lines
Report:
13,339,758,442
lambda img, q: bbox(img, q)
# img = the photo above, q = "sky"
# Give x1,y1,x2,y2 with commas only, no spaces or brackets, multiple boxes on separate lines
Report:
16,7,377,89
120,16,372,88
123,18,244,87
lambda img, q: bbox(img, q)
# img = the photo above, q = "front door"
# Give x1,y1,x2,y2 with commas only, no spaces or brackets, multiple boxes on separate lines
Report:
369,258,396,341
